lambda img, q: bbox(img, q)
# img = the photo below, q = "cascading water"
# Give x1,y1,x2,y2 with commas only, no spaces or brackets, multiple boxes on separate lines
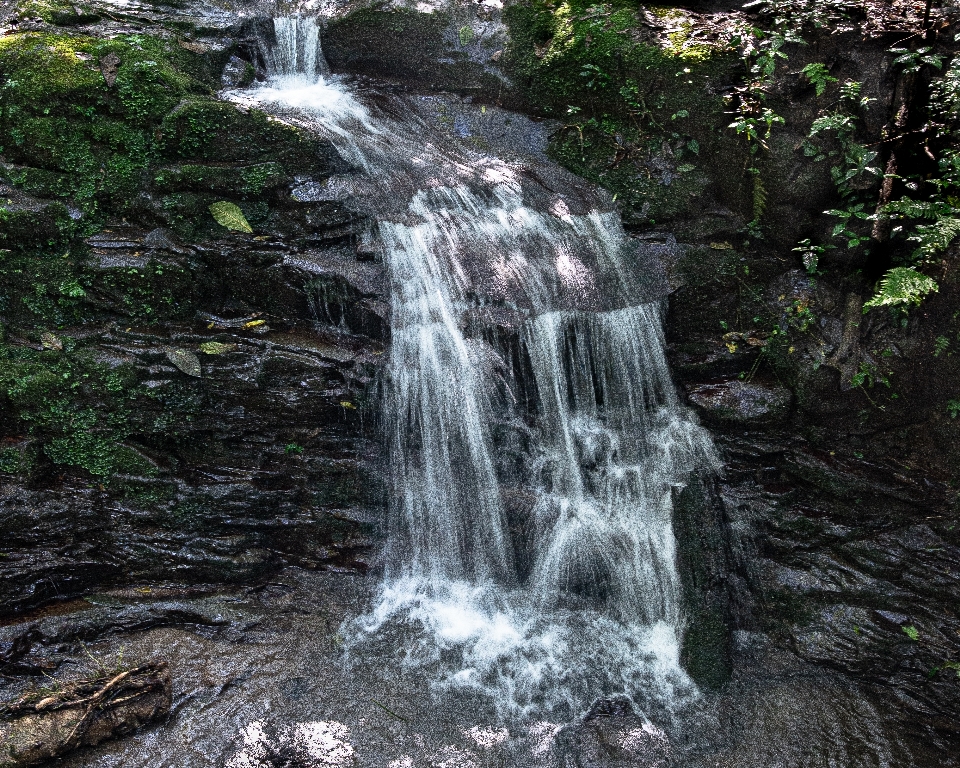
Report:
232,15,718,723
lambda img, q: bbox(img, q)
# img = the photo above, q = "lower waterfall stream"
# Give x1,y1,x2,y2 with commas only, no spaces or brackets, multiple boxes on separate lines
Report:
233,14,718,723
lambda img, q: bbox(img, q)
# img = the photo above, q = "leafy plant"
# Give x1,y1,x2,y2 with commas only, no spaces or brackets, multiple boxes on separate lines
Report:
910,216,960,261
947,399,960,419
825,202,874,248
579,63,610,91
839,79,873,109
785,298,815,331
902,625,920,641
742,0,859,30
802,62,837,95
851,361,889,389
863,267,939,310
727,29,790,153
888,46,944,75
793,238,833,274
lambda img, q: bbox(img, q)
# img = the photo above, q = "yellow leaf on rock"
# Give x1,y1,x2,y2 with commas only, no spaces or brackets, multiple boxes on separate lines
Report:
209,201,253,233
199,342,238,355
340,401,356,410
40,332,63,351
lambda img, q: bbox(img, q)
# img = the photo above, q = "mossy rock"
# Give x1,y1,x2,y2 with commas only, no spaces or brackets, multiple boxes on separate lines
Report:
152,162,287,198
497,0,747,227
0,31,200,218
157,100,340,173
0,199,78,252
87,259,198,321
323,7,503,96
0,342,155,478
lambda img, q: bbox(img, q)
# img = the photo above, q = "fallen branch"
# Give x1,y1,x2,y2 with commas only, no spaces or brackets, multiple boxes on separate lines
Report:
0,662,171,768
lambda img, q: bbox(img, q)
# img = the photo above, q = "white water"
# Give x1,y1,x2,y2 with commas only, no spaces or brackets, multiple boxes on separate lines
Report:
234,16,718,721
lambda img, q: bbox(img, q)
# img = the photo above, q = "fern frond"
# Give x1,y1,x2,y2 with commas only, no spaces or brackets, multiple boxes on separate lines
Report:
911,216,960,259
864,267,939,310
883,197,946,219
752,173,767,220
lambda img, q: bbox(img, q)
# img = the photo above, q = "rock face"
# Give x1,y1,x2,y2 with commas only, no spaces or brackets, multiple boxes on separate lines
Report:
2,0,960,763
686,380,792,425
0,1,385,613
0,662,172,767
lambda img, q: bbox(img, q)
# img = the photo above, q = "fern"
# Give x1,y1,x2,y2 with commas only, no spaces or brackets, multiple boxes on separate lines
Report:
912,216,960,260
884,197,944,219
752,173,768,220
882,197,960,260
864,267,939,311
801,63,837,96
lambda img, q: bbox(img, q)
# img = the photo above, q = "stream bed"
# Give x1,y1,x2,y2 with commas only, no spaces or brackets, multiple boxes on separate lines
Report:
27,567,920,768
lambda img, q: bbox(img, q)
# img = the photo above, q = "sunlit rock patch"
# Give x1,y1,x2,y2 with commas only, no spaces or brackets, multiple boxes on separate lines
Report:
226,720,354,768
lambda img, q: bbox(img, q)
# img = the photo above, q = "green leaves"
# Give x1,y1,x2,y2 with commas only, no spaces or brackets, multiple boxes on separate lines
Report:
809,113,855,138
889,46,943,75
863,267,939,311
910,217,960,261
729,107,785,148
801,62,837,96
792,238,833,274
883,198,960,260
825,203,873,248
208,200,253,233
839,80,873,109
579,63,610,91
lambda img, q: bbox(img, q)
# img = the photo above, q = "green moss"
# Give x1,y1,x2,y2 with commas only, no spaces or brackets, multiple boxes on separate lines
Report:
503,0,740,225
0,444,35,475
0,342,153,477
0,230,92,326
0,202,75,250
90,260,196,320
153,162,286,197
0,31,205,220
158,100,332,171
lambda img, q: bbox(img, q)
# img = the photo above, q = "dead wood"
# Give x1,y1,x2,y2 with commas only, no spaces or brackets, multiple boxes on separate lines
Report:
0,662,171,767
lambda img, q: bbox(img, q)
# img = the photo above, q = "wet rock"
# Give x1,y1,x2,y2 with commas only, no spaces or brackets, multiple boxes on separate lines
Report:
555,697,672,767
99,52,120,87
225,720,355,768
0,662,171,767
1,217,384,613
143,227,190,254
322,5,513,104
686,379,792,425
221,55,255,88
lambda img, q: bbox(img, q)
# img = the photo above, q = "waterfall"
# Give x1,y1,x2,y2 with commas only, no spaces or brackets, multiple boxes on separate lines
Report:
230,16,718,720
